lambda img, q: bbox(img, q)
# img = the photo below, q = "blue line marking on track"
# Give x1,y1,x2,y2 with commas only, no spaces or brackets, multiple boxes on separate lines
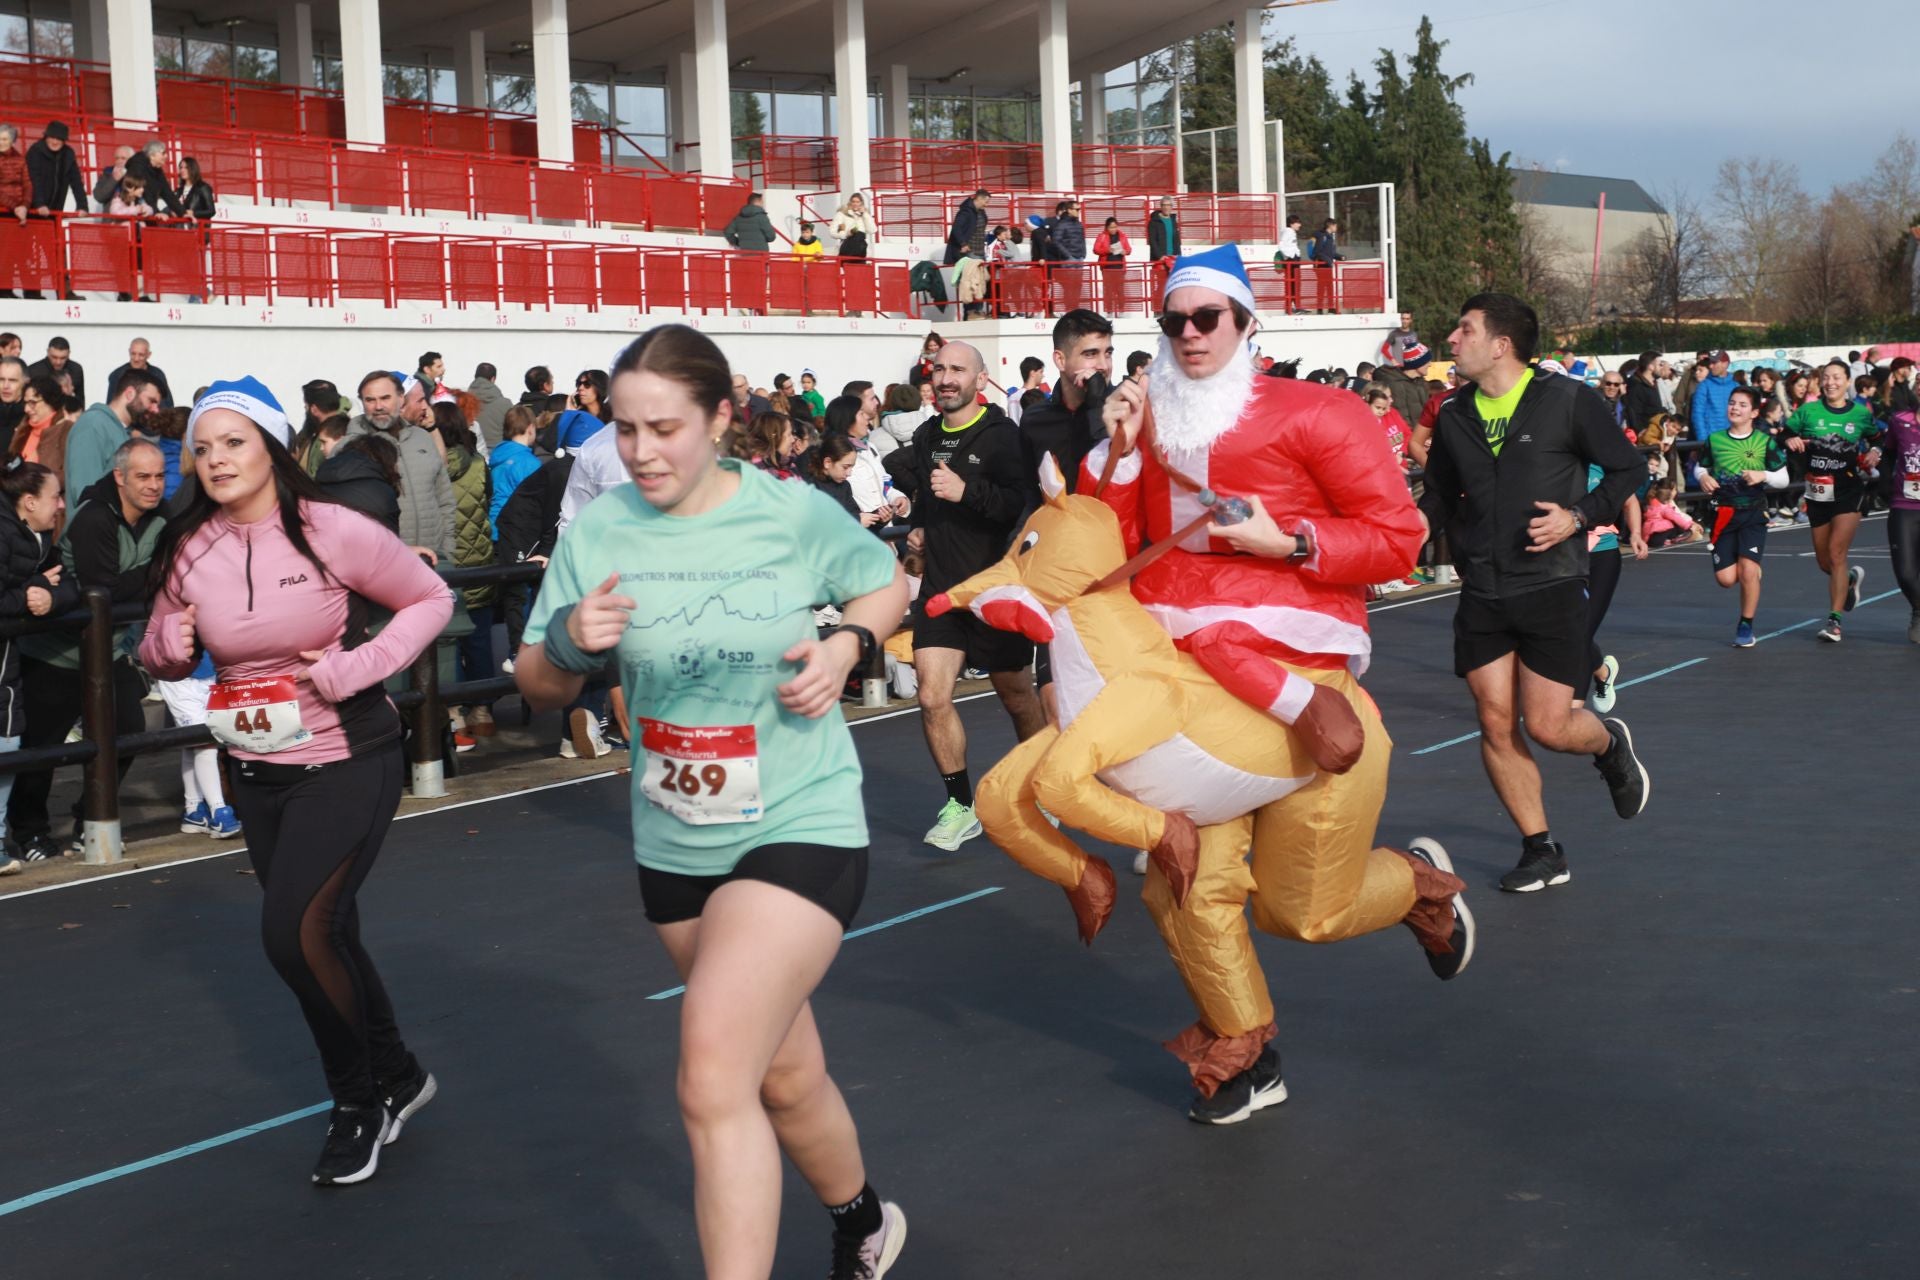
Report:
645,886,1004,1001
2,887,1004,1217
0,1102,331,1219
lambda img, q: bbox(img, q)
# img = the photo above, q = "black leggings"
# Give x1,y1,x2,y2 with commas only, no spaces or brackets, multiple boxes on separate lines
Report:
228,741,413,1107
1892,507,1920,612
1585,547,1624,684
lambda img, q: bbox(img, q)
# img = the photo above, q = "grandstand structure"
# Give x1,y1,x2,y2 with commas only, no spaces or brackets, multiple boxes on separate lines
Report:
0,1,1398,395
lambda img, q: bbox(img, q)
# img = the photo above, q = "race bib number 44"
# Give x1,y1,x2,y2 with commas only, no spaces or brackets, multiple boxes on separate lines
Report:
206,677,312,754
640,718,763,825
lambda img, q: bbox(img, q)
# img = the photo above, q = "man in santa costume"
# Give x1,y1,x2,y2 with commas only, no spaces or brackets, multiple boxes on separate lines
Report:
1088,245,1474,1123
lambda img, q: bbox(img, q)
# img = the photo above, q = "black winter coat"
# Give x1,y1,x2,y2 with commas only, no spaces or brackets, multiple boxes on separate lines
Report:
25,139,85,212
316,450,401,532
0,503,78,737
494,456,575,564
124,151,185,216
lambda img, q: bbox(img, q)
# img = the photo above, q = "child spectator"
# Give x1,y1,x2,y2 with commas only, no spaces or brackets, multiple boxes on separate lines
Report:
0,461,77,872
1642,480,1701,547
163,648,241,839
107,173,151,218
791,221,824,260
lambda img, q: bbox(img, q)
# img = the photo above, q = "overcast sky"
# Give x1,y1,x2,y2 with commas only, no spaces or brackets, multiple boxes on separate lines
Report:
1266,0,1904,198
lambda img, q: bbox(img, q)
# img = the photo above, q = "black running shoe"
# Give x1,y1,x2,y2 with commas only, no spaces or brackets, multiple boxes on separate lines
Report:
1406,837,1475,980
16,834,61,862
1593,717,1650,818
1187,1046,1286,1125
312,1101,389,1185
1499,841,1569,893
380,1062,438,1146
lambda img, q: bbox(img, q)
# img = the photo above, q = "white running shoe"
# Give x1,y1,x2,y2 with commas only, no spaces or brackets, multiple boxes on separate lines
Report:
831,1201,907,1279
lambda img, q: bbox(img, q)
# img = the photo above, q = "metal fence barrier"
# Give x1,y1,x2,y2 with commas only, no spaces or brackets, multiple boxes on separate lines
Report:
0,554,896,866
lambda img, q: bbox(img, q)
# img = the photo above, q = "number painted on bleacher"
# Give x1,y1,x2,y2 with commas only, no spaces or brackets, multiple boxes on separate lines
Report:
342,312,358,325
165,308,182,322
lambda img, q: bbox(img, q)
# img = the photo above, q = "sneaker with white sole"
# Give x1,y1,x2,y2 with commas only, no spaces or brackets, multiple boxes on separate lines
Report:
0,852,21,877
311,1102,389,1186
380,1061,438,1145
1589,654,1619,714
1844,565,1864,612
922,798,982,851
830,1200,907,1280
1187,1045,1287,1125
208,806,243,839
562,708,613,759
180,800,212,835
1499,840,1570,893
1405,837,1475,980
1817,616,1843,643
1594,717,1650,818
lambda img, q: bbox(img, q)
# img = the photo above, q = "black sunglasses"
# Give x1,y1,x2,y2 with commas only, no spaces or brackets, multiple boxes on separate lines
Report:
1158,306,1232,338
576,379,593,388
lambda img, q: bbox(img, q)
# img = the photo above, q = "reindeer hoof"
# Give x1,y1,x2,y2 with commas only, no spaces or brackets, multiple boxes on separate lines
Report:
1065,856,1117,945
1295,683,1365,775
1148,811,1200,907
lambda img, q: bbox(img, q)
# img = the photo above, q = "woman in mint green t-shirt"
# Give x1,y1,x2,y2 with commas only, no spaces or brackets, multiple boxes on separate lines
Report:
516,325,911,1279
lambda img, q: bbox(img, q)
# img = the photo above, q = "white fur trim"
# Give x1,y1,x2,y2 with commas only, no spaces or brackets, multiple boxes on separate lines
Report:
1270,677,1314,724
1084,439,1141,487
1142,602,1373,676
184,392,292,452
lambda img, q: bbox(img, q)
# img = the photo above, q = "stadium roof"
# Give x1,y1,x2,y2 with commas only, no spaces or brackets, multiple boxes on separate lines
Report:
1512,170,1666,217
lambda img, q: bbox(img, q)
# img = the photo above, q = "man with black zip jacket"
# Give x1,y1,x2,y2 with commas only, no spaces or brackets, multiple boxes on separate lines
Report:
1419,292,1651,895
885,340,1046,852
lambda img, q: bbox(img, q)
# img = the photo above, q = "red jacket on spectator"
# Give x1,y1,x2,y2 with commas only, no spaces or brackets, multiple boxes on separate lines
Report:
0,147,26,213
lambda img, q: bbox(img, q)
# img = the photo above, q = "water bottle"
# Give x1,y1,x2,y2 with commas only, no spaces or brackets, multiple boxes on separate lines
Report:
1198,488,1253,525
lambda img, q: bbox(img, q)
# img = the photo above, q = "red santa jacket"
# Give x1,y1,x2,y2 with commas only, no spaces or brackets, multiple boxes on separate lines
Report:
1086,376,1425,674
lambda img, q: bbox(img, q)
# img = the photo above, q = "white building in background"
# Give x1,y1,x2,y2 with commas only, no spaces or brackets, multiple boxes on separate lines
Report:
1512,170,1669,316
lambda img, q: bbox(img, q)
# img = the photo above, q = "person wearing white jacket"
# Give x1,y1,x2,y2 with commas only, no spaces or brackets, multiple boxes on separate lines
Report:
830,193,872,258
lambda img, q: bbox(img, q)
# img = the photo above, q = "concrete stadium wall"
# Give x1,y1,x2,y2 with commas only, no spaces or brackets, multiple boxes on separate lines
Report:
4,300,1395,411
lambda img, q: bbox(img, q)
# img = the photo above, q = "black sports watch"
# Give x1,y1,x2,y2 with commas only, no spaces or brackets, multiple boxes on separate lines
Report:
823,624,878,670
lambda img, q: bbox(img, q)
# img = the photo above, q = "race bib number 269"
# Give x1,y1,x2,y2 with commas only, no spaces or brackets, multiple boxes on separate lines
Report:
639,718,763,825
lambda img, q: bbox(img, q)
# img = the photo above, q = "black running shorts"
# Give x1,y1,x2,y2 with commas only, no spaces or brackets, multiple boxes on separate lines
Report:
638,843,867,930
1709,505,1767,572
1804,485,1869,527
910,596,1035,673
1452,579,1591,690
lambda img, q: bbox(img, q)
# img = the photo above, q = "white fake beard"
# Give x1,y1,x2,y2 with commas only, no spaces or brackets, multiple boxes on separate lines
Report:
1147,334,1256,456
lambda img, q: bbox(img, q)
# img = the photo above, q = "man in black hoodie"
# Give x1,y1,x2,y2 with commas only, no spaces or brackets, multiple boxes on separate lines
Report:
885,340,1045,851
1419,292,1650,895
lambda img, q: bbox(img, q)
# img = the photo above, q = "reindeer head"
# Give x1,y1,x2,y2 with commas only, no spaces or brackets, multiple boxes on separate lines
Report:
925,455,1130,644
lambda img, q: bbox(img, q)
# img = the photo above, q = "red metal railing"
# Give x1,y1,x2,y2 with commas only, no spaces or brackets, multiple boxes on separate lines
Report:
1,53,611,166
938,259,1384,318
0,214,916,316
737,136,1178,194
60,115,747,234
867,190,1283,244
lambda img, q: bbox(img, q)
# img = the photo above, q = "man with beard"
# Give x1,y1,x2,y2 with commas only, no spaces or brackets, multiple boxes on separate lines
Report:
1091,246,1473,1121
886,341,1046,851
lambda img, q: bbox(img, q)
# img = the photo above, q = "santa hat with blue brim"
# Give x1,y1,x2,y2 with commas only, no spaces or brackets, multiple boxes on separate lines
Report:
1162,243,1255,313
185,376,292,452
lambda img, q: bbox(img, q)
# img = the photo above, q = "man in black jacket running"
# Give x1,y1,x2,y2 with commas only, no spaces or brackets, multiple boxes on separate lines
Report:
1419,292,1651,894
886,341,1045,851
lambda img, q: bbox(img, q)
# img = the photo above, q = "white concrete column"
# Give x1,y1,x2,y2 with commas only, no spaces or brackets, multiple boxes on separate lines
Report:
691,0,733,179
531,0,573,163
71,0,110,65
278,3,316,88
338,0,385,144
1081,73,1106,146
104,0,157,122
1037,0,1072,192
832,0,871,195
669,51,699,172
454,30,488,109
1233,7,1267,194
882,63,909,140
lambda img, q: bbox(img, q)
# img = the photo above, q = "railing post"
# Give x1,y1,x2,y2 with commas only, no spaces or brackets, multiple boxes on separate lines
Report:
407,642,447,798
78,587,123,865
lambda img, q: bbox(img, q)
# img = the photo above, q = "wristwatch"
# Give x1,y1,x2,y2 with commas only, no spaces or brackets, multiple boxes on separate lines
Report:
1285,527,1315,563
823,624,878,670
1570,508,1588,534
